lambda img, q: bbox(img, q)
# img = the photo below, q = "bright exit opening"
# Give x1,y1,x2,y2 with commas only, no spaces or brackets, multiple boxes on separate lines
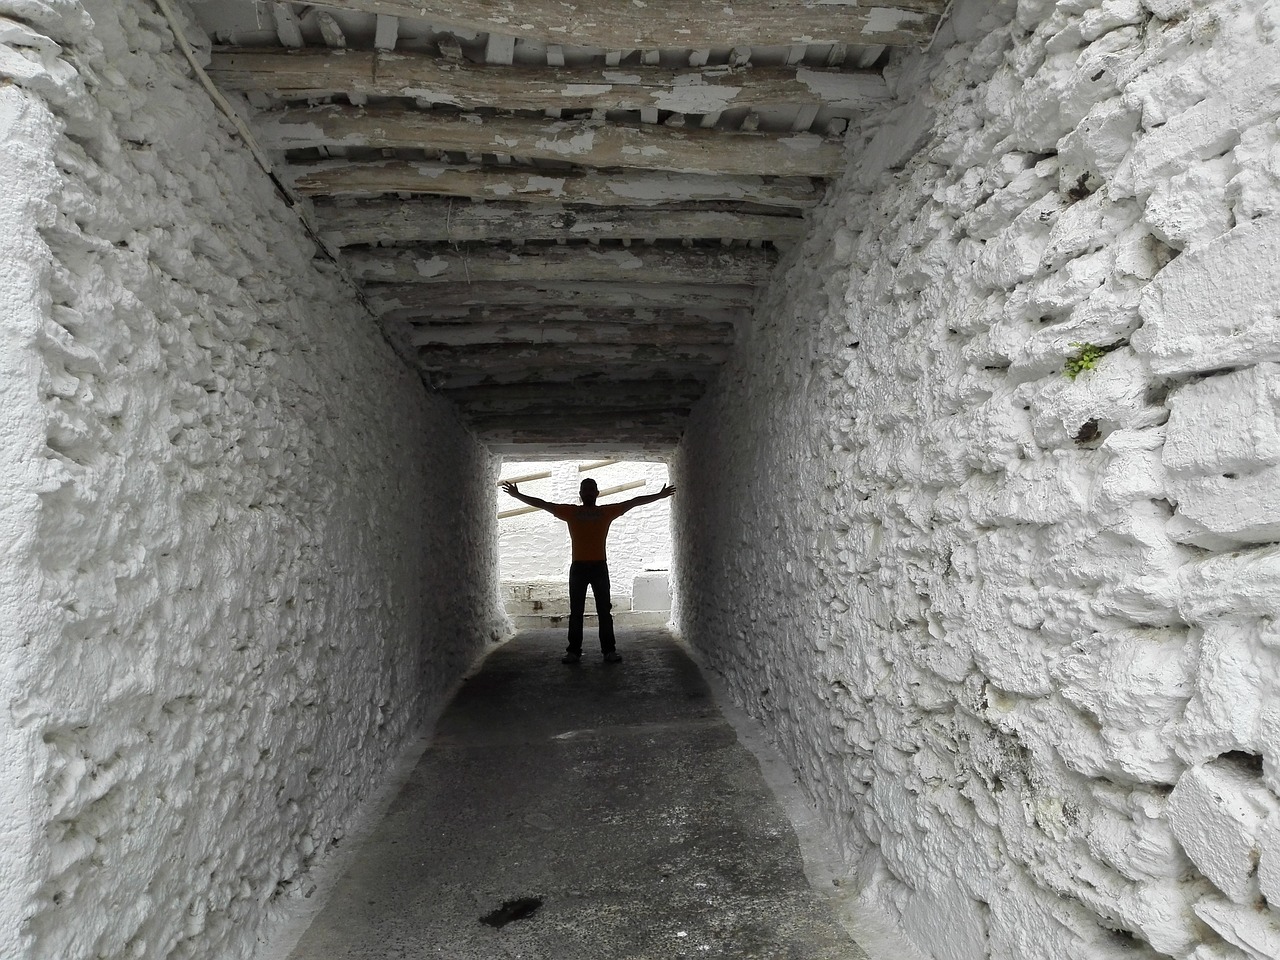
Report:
495,458,674,627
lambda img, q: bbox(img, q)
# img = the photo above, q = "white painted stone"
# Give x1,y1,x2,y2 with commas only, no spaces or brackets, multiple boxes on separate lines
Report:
1052,628,1191,783
1169,759,1279,904
1259,811,1280,907
0,2,508,957
1165,365,1280,474
1176,545,1280,625
1143,156,1236,251
1176,621,1280,769
1133,215,1280,376
672,2,1280,958
0,80,62,960
1193,896,1280,960
1129,98,1241,197
1163,364,1280,543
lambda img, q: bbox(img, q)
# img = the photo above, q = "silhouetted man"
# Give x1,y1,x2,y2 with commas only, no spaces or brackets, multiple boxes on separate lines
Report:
501,477,675,663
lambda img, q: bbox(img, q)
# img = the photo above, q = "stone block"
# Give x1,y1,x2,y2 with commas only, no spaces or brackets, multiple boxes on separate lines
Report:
898,882,989,960
1165,365,1280,474
1028,348,1167,450
1042,191,1140,271
962,169,1058,242
1079,0,1146,41
1059,96,1142,184
1163,366,1280,542
1259,813,1280,906
1052,627,1191,783
1144,157,1236,251
1176,545,1280,624
1193,896,1280,960
1130,98,1240,196
1133,215,1280,376
1086,790,1189,882
1168,759,1279,905
631,572,671,613
1176,621,1280,767
963,452,1090,526
1230,123,1280,222
1167,469,1280,546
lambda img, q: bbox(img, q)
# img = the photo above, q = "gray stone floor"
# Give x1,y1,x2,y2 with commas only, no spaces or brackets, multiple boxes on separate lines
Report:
288,627,866,960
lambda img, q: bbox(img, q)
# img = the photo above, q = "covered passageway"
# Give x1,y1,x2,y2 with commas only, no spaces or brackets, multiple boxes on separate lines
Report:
2,0,1279,958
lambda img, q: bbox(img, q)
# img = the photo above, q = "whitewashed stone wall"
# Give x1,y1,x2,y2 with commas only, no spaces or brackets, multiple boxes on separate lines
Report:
673,1,1280,957
498,459,672,604
0,2,506,958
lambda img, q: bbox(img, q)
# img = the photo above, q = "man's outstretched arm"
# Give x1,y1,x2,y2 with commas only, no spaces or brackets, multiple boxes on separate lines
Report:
501,481,558,512
616,483,676,513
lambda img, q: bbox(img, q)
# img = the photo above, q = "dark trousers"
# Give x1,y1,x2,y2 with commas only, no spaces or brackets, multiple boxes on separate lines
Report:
567,560,615,655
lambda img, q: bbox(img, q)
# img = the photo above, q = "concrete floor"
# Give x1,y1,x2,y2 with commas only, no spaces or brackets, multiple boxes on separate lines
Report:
288,627,867,960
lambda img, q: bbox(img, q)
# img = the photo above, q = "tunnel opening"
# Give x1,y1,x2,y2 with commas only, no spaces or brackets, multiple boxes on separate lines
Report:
497,456,675,629
2,1,1279,959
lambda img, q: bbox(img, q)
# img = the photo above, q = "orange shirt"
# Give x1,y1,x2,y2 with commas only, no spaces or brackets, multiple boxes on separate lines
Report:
551,503,630,562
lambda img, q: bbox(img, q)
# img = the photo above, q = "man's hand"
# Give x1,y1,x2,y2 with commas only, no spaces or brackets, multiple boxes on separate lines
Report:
502,481,519,496
659,484,676,498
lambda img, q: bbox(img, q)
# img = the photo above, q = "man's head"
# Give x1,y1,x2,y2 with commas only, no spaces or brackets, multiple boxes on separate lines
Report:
580,478,598,506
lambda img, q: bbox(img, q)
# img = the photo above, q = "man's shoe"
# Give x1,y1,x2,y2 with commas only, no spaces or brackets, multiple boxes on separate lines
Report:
603,652,622,663
561,652,582,664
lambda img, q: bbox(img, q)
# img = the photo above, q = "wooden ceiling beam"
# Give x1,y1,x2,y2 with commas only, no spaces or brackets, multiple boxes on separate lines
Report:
396,306,740,326
443,378,709,410
289,160,823,208
469,409,691,433
259,105,843,177
484,440,679,456
302,0,943,48
370,280,755,314
208,48,889,112
316,199,806,245
410,320,734,347
418,342,730,374
430,359,720,388
343,245,776,285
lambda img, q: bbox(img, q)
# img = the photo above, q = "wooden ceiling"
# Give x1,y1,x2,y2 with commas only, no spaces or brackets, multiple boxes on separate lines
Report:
190,0,946,454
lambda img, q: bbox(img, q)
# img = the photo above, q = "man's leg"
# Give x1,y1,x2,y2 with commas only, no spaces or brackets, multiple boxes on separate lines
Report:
565,561,589,662
589,562,617,658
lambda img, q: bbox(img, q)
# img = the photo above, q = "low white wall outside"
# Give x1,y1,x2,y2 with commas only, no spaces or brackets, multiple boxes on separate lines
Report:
0,2,505,958
498,459,672,611
673,1,1280,958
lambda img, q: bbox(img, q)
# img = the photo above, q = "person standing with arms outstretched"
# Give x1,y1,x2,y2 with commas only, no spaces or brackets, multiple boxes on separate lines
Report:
501,477,675,664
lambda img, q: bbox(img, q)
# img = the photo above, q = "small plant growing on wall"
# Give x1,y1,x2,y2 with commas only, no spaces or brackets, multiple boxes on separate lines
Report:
1063,342,1108,379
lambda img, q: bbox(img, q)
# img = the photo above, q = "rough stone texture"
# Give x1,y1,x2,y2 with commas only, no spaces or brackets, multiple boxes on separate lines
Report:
0,2,506,958
672,0,1280,957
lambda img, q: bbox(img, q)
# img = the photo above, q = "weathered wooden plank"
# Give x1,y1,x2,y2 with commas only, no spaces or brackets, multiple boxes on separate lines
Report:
485,439,680,456
400,305,741,326
372,280,755,313
410,320,734,347
443,378,709,410
470,409,692,434
316,199,806,245
343,245,775,284
481,427,684,447
430,358,720,388
418,342,730,373
290,161,823,208
259,105,844,178
300,0,943,48
207,48,889,112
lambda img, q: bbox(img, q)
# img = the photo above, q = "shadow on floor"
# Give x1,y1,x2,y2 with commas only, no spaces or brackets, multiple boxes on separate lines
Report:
288,627,866,960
